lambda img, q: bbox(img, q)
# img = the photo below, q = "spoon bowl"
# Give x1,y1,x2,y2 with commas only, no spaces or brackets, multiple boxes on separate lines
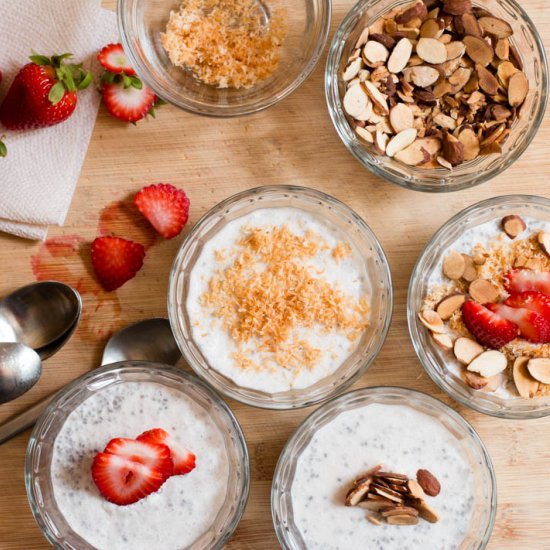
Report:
0,343,42,405
0,281,82,360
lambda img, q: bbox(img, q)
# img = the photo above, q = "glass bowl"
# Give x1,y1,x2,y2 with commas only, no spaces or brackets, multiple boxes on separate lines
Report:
325,0,548,192
118,0,331,117
408,195,550,419
168,185,393,409
26,361,250,550
272,386,496,549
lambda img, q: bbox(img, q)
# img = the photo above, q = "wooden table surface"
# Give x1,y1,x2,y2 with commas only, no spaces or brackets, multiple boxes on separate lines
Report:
1,1,550,548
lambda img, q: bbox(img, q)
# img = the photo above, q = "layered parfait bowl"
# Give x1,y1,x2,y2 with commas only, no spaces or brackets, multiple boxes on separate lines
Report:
168,185,392,409
325,0,548,192
26,362,249,550
272,386,496,550
409,195,550,419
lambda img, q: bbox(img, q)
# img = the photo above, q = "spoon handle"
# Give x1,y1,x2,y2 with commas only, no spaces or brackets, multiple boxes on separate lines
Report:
0,393,56,445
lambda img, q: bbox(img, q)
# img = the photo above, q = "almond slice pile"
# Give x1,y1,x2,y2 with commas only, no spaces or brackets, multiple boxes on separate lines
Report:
341,0,528,169
345,465,441,526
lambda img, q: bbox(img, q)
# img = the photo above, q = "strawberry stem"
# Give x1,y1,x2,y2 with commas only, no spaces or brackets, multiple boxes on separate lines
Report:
0,136,6,158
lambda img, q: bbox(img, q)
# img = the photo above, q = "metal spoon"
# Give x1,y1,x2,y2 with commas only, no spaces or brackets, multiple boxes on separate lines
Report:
0,318,180,444
0,281,82,360
0,343,42,405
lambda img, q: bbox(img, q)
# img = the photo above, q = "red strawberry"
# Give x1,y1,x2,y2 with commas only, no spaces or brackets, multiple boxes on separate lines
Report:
91,236,145,291
92,437,174,506
488,302,550,344
97,43,136,76
504,269,550,296
137,428,196,475
133,184,190,239
0,53,92,130
101,80,156,123
462,300,518,349
504,291,550,319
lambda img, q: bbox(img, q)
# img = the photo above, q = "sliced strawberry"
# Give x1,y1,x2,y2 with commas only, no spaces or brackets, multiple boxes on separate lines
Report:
504,291,550,319
504,269,550,296
137,428,196,475
488,303,550,344
97,43,136,75
462,300,518,349
91,236,145,291
101,80,156,123
133,184,190,239
91,437,173,506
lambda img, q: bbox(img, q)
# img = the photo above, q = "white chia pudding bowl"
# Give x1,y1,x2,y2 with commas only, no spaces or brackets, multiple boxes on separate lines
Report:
26,362,249,550
272,387,496,550
169,186,392,409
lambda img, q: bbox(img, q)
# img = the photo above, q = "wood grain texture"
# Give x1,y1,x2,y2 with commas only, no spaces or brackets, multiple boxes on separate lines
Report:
1,1,550,548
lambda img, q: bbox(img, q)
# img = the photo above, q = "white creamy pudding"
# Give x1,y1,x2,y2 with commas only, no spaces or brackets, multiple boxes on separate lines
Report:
290,402,474,550
186,207,371,393
51,381,229,550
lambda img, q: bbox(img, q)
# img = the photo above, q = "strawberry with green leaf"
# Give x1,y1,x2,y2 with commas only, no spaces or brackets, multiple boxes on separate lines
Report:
0,53,92,130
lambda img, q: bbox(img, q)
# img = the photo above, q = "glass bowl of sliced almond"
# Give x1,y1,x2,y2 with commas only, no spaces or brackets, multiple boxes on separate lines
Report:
408,195,550,418
326,0,548,192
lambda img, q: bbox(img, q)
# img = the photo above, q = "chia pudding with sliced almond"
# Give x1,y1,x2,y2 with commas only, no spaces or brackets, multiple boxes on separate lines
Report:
290,401,474,549
420,215,550,399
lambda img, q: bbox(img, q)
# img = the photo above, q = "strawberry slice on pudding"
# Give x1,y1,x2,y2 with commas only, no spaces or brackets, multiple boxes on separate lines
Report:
138,428,196,475
504,269,550,296
462,300,518,349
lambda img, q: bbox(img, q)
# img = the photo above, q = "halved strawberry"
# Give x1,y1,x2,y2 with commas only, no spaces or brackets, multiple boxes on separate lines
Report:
505,291,550,319
101,80,156,123
488,302,550,344
97,43,136,76
504,269,550,296
133,184,190,239
462,300,518,349
137,428,196,475
91,437,173,506
91,236,145,291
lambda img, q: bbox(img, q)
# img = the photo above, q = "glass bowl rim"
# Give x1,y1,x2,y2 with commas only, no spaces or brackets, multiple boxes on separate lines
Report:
117,0,332,118
270,384,497,549
25,360,251,550
407,194,550,419
168,184,394,410
324,0,549,193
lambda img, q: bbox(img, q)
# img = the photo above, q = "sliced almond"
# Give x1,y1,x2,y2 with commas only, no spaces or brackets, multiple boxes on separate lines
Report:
467,350,508,378
449,67,472,93
358,499,393,512
478,16,513,39
375,130,389,154
394,141,431,166
345,477,372,506
367,515,382,525
463,35,494,67
407,479,426,500
355,27,370,49
363,40,390,64
389,103,414,133
385,128,417,157
381,506,419,518
418,310,445,333
460,12,482,37
497,61,519,89
432,332,453,351
513,357,540,399
433,113,456,131
362,81,389,115
343,57,364,81
537,231,550,257
457,127,480,161
409,498,440,523
395,1,428,24
443,250,466,279
442,132,465,166
411,66,440,88
436,294,466,320
476,64,500,95
416,37,447,64
527,358,550,384
468,278,499,304
462,370,489,390
454,337,484,365
355,126,375,143
461,254,478,282
495,38,510,61
420,18,443,39
343,84,371,119
387,37,413,74
442,0,472,16
386,514,419,525
508,71,529,107
481,373,506,393
501,215,526,239
445,41,466,61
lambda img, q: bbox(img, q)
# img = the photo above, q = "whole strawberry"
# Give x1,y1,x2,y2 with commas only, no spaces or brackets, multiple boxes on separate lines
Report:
0,53,92,130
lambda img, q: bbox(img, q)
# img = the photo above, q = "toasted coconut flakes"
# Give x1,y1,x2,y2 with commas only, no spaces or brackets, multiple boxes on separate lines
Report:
201,225,370,372
333,241,353,263
161,0,287,89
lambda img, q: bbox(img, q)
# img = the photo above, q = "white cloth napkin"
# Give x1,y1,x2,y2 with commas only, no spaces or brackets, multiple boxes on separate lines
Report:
0,0,118,240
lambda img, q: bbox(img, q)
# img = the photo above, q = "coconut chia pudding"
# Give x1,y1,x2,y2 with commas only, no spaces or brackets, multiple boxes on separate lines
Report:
186,207,371,393
50,381,229,550
420,214,550,400
290,402,474,550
